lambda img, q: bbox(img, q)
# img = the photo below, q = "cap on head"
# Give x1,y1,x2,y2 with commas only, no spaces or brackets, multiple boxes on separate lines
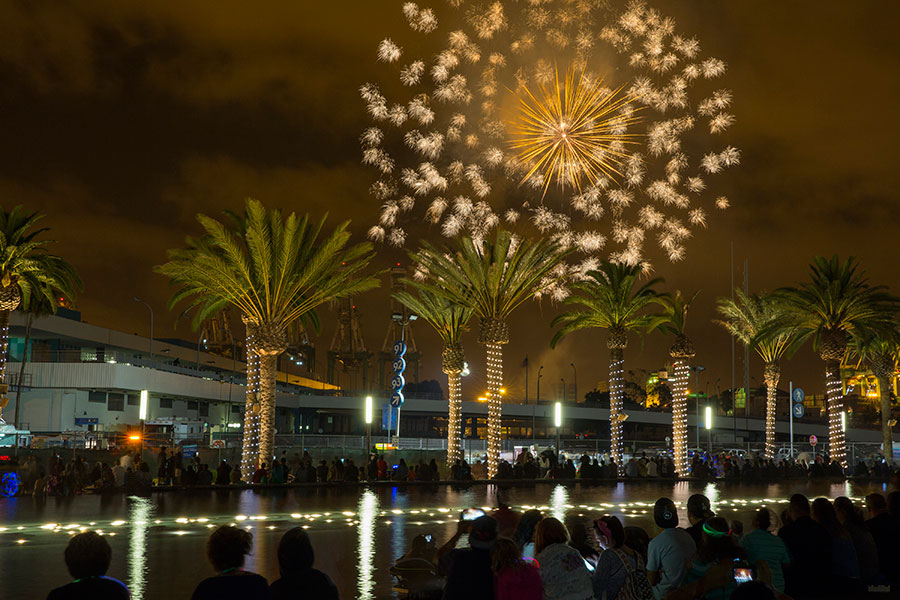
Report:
654,497,679,528
687,494,713,520
469,515,498,550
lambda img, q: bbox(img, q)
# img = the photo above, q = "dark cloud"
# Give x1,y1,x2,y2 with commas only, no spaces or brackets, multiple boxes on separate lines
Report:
0,1,898,397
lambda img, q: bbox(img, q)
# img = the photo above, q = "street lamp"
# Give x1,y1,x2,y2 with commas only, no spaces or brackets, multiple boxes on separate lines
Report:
554,401,562,452
139,389,149,461
705,405,712,453
536,365,544,403
364,395,373,454
570,363,577,404
692,365,706,447
560,377,566,403
133,297,154,361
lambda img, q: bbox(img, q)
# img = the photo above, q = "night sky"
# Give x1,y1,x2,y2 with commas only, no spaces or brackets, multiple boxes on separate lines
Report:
2,2,898,400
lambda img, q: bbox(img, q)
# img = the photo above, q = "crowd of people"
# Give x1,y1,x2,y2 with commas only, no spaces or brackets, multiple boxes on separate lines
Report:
397,490,900,600
43,488,900,599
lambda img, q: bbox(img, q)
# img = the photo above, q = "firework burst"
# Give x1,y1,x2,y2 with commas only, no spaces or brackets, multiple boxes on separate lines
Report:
510,67,641,196
361,0,739,282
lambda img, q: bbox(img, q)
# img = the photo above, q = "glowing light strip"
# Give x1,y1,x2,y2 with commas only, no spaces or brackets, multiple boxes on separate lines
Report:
672,360,690,477
486,343,504,478
826,364,846,468
447,373,462,466
357,490,378,600
241,331,262,481
765,382,776,460
609,356,625,476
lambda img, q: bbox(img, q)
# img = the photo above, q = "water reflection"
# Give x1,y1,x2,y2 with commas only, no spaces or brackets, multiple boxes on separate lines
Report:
551,484,569,522
127,496,153,600
357,489,379,600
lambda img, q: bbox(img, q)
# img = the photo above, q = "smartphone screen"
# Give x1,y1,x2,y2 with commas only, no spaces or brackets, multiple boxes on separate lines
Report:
461,508,486,521
733,567,754,584
424,534,433,543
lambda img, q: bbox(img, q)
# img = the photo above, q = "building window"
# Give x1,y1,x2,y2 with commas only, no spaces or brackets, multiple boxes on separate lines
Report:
108,393,124,412
159,397,173,409
199,403,209,417
127,394,139,406
89,391,106,403
187,400,198,411
231,404,242,414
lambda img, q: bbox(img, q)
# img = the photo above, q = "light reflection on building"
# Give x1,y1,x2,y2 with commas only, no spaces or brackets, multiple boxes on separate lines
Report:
128,496,152,600
550,484,569,522
357,489,379,600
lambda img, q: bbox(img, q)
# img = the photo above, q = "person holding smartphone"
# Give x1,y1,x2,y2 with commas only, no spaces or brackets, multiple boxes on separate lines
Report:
436,511,498,600
667,518,747,600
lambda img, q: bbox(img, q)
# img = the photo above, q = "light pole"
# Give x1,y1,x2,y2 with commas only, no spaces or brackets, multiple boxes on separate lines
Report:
692,365,705,447
570,363,577,403
139,389,148,463
391,311,417,444
364,395,373,456
133,297,154,361
554,401,562,453
705,405,712,453
536,365,544,403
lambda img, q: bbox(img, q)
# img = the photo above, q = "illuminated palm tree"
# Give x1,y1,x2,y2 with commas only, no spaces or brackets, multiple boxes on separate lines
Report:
550,261,664,475
394,285,472,466
410,231,569,477
849,327,899,461
716,290,797,460
157,199,378,478
0,206,81,411
773,256,897,468
655,290,699,477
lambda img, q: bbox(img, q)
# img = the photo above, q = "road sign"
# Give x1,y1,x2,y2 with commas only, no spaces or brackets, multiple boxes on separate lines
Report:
392,340,407,357
792,388,805,404
390,391,404,407
390,373,405,391
809,434,817,446
381,404,398,430
391,357,406,372
792,403,805,419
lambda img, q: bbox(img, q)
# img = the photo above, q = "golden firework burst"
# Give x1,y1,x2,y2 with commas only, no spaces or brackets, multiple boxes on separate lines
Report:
510,68,642,196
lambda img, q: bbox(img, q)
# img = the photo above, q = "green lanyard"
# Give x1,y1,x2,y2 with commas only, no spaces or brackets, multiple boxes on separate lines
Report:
72,576,96,584
220,567,242,575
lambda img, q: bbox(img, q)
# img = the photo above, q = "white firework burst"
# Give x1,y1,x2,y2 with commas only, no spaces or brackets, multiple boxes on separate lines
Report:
361,0,738,287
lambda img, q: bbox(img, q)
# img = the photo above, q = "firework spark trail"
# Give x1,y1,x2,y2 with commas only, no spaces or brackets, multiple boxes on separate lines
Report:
361,0,739,287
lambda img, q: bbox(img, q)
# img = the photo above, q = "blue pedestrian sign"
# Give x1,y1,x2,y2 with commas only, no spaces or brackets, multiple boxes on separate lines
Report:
792,388,804,404
792,403,805,419
390,391,404,407
382,404,398,430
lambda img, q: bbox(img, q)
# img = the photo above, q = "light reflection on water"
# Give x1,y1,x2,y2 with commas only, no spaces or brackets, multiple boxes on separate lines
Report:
551,484,569,522
127,496,152,600
357,489,379,600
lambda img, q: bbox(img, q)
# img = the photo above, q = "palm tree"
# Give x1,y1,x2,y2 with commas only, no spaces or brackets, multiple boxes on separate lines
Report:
655,290,699,477
716,290,797,460
550,261,665,475
409,230,569,477
394,285,472,466
849,327,899,461
0,206,81,392
157,199,378,478
773,256,898,468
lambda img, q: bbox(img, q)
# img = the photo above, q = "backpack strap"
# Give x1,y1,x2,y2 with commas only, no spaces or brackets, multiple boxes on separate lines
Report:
613,548,635,574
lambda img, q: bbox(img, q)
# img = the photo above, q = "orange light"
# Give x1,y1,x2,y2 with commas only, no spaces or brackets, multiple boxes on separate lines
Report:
128,435,141,441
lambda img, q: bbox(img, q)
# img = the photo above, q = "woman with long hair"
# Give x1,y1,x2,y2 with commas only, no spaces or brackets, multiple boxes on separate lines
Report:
833,496,879,585
591,515,651,600
534,517,594,600
491,536,542,600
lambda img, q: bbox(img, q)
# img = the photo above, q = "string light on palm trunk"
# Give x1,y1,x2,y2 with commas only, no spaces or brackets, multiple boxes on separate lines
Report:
672,360,690,477
765,385,777,460
447,373,462,466
826,365,846,468
241,333,262,481
486,344,504,478
609,355,625,476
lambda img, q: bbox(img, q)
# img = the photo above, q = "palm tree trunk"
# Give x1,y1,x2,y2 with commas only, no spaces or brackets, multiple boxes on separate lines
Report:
0,309,10,385
240,330,260,482
609,347,625,477
13,313,34,431
763,363,780,460
671,359,690,477
824,359,846,468
877,375,893,461
257,352,278,471
485,342,503,478
447,371,462,467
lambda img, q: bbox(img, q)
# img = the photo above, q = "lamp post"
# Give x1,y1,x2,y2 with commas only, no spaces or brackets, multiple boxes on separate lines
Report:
536,365,544,403
391,311,417,444
705,405,712,453
139,389,149,463
133,297,154,362
692,365,706,448
560,377,566,403
570,363,577,404
364,395,373,455
554,401,562,453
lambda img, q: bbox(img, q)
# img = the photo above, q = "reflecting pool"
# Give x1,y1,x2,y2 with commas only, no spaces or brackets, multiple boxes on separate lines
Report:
0,480,891,599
